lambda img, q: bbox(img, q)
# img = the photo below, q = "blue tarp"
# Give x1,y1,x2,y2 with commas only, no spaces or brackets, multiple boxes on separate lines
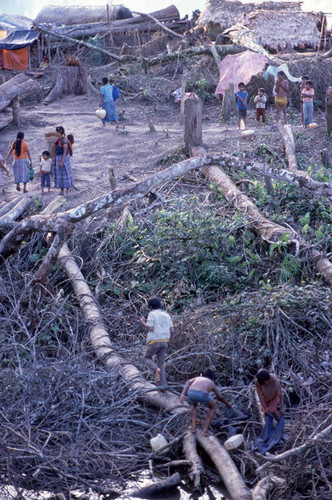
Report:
0,30,39,50
253,414,284,454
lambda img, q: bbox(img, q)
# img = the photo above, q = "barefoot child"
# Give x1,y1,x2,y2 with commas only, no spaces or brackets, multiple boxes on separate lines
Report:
300,76,309,125
274,71,288,124
301,80,315,128
180,369,232,435
140,298,173,386
255,369,285,421
39,150,52,193
254,88,267,125
236,82,249,129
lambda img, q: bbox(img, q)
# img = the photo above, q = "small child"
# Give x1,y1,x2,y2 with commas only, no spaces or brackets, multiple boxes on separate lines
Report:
67,133,75,148
140,297,173,386
39,150,52,193
236,82,249,129
301,80,315,128
254,88,267,125
255,369,285,421
180,369,232,435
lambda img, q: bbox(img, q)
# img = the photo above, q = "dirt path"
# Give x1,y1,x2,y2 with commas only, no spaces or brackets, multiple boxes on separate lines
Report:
0,93,323,212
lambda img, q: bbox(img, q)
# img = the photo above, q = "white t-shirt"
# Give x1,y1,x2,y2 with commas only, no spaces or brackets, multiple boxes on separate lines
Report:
40,158,52,173
254,94,267,109
146,309,173,344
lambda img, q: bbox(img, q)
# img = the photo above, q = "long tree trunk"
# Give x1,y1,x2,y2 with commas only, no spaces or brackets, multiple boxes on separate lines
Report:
0,74,40,111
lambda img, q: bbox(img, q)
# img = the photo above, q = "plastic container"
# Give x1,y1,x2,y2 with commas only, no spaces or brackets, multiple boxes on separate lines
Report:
239,118,246,130
224,434,244,450
95,108,106,120
150,433,169,455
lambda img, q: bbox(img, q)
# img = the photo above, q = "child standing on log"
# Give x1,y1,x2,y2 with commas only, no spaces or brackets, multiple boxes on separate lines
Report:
180,369,232,436
255,369,285,421
236,82,249,129
140,298,173,386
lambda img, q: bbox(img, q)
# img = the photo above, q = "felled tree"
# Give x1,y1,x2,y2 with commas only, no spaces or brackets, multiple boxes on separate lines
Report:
43,56,88,105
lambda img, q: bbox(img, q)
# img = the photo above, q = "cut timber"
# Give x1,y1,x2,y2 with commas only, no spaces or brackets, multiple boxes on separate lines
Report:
183,431,203,489
276,121,297,172
184,96,203,154
0,197,22,218
256,423,332,474
195,431,251,500
0,197,33,230
132,10,184,39
130,472,181,498
252,476,286,500
221,83,236,121
0,74,40,112
58,243,187,414
44,64,88,104
325,86,332,133
11,96,21,127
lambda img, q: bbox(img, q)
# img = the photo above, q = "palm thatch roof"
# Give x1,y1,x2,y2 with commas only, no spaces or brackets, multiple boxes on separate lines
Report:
223,10,321,50
198,0,302,32
35,4,133,26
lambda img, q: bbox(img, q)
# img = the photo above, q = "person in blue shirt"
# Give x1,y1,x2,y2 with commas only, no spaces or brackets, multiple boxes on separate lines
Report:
236,82,249,129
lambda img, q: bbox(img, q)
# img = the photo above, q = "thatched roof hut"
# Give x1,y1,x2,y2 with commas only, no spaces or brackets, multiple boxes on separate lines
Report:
223,10,322,51
35,4,133,26
198,0,303,38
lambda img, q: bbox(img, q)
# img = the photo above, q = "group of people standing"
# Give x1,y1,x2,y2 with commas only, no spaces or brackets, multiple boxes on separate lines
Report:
140,297,285,436
0,126,74,195
235,72,315,128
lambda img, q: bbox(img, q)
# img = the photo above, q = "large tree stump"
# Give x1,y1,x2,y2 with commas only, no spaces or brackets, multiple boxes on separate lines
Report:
43,64,88,104
0,74,40,112
326,86,332,133
221,83,236,121
184,95,202,154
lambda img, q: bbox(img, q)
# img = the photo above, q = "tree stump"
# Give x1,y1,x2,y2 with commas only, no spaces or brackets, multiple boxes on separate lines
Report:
326,86,332,133
0,74,40,112
184,95,202,154
43,64,88,105
11,96,21,127
321,144,332,168
221,83,236,121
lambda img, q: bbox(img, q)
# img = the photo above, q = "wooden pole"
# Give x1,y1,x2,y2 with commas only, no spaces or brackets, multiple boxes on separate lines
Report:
184,95,203,154
325,86,332,133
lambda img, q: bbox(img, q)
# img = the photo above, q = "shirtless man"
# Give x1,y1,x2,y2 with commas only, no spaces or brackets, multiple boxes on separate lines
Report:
255,369,285,421
180,369,232,435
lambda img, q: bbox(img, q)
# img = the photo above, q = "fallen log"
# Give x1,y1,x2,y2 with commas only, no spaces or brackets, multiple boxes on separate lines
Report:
58,243,187,414
132,10,184,39
0,196,33,230
0,197,22,218
276,122,298,172
0,74,40,112
182,431,203,489
195,431,251,500
130,472,181,498
256,423,332,474
252,476,286,499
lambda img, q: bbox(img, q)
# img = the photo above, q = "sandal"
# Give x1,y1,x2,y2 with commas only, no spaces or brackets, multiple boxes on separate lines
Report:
23,189,28,193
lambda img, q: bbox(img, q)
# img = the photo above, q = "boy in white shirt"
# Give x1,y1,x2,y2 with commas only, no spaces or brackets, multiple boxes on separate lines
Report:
140,297,173,386
39,150,52,193
254,88,267,125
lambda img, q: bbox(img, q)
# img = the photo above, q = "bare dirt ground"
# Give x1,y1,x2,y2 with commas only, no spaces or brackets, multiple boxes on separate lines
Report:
0,92,325,212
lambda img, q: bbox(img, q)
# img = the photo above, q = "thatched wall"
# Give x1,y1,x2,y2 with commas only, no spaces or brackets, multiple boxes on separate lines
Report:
198,0,302,32
35,4,133,25
224,10,321,50
249,10,320,50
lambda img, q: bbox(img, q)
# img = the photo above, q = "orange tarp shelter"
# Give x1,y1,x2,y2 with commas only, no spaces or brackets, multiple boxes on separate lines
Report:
0,30,39,70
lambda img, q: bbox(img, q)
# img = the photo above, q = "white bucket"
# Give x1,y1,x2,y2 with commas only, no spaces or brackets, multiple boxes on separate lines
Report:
224,434,244,450
150,433,169,454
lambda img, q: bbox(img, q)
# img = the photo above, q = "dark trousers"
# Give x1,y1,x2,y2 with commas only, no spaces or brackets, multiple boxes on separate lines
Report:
256,108,266,123
144,342,168,386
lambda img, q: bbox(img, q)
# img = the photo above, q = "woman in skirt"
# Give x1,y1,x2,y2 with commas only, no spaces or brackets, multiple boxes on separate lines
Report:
99,77,119,127
5,131,32,192
53,126,74,195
